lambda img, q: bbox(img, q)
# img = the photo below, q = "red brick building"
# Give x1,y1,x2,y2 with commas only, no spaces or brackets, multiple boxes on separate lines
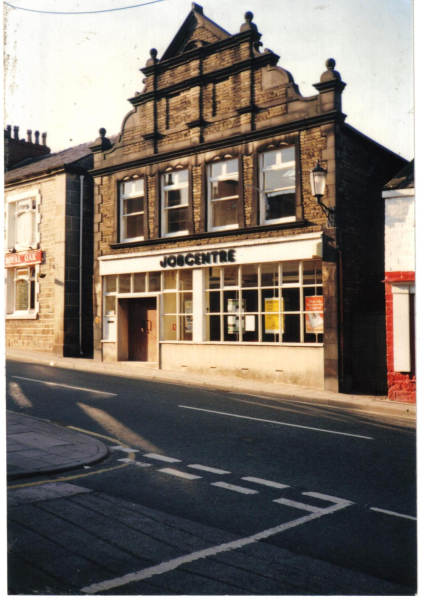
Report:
89,4,405,392
383,161,415,402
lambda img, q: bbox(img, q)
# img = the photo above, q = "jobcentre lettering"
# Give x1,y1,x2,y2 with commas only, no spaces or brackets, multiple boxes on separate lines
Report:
160,249,236,269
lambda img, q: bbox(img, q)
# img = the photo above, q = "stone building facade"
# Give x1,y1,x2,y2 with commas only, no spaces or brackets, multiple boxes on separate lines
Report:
383,161,415,402
90,4,405,392
5,142,94,357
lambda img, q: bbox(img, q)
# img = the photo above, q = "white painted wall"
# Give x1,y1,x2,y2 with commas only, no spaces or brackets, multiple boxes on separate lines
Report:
161,343,324,389
384,191,415,273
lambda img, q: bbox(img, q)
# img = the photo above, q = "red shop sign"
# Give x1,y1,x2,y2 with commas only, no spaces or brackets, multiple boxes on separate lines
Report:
5,249,43,268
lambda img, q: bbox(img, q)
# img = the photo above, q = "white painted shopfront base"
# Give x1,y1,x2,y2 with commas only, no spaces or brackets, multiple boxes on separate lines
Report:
161,343,324,388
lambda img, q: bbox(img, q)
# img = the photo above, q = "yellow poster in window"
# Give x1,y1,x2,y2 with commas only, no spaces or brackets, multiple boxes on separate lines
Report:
264,298,284,334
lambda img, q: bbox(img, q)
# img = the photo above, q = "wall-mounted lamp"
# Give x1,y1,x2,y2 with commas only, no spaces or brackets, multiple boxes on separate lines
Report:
310,160,335,227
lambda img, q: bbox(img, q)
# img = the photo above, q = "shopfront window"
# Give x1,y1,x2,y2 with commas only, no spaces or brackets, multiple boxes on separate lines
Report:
120,178,145,242
260,148,296,224
162,270,193,341
205,260,322,343
208,159,239,231
162,170,189,237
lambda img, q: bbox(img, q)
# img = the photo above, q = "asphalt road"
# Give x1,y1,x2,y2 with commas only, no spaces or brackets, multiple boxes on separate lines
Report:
6,359,417,595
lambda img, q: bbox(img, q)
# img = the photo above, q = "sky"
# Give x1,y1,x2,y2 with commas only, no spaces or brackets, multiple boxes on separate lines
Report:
3,0,414,159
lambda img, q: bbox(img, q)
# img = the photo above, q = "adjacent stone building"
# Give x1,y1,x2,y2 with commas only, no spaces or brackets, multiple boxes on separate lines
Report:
4,125,50,172
383,161,415,402
90,3,406,392
5,142,94,357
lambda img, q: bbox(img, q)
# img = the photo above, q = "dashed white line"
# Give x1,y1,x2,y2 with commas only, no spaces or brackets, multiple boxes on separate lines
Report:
117,459,151,467
188,464,231,475
159,468,202,480
211,482,258,495
370,507,416,521
80,495,352,594
144,453,181,463
273,497,321,513
303,491,353,505
242,477,290,489
12,376,117,396
111,446,139,453
179,405,374,440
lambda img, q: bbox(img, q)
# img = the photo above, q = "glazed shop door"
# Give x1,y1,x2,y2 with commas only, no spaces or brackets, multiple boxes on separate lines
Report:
128,298,157,362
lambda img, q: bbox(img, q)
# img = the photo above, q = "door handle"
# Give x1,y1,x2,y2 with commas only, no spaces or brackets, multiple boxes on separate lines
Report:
147,319,152,332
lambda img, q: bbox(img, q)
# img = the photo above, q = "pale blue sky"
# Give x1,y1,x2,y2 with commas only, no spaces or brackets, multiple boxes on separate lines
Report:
3,0,414,158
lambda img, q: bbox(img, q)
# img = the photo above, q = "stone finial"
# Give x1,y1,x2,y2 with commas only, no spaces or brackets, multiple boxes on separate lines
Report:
240,11,257,32
34,130,40,145
27,129,32,143
89,127,112,153
13,125,19,140
42,132,47,146
320,58,342,82
191,2,203,13
146,48,159,67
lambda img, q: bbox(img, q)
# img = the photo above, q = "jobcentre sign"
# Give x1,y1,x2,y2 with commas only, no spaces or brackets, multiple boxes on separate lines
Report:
160,249,236,268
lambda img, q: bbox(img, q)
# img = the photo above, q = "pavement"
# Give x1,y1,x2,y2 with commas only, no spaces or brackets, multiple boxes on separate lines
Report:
6,410,108,480
7,347,416,420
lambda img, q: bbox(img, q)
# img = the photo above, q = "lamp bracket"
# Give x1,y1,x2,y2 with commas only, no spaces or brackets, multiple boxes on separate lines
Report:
317,197,335,227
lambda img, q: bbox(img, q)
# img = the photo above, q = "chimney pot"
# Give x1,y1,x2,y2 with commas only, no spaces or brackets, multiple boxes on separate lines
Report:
27,129,33,143
6,125,11,138
13,125,19,140
42,132,47,146
34,130,40,144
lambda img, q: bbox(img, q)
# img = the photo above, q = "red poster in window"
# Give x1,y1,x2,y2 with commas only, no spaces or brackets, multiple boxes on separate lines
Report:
5,250,42,267
305,296,324,334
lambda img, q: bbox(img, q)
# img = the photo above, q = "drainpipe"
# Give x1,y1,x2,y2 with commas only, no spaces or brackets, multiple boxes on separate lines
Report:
79,175,84,355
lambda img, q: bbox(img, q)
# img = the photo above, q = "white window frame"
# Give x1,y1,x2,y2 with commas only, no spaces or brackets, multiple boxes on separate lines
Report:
207,159,240,232
120,178,145,243
259,148,296,225
161,170,189,238
5,189,41,319
6,189,40,252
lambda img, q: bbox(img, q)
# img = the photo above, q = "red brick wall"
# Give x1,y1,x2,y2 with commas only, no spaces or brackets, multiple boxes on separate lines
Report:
385,272,416,403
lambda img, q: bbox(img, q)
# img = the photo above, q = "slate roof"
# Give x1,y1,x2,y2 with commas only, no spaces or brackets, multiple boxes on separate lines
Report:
384,159,414,191
5,135,118,184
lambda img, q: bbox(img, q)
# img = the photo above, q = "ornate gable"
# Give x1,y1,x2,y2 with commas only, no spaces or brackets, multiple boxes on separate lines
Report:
161,3,230,60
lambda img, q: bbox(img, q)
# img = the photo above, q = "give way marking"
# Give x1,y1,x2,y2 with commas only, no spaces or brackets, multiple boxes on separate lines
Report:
81,492,352,594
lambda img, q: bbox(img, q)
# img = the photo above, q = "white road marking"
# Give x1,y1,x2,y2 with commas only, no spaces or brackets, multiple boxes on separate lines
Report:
117,459,151,467
179,405,373,440
303,491,352,504
81,495,352,594
211,482,258,495
273,498,321,513
12,376,117,396
159,468,201,480
370,507,416,521
111,446,139,453
242,477,290,489
188,464,231,475
144,453,181,463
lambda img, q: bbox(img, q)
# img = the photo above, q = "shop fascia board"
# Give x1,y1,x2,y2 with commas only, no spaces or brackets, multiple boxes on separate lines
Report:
98,231,323,276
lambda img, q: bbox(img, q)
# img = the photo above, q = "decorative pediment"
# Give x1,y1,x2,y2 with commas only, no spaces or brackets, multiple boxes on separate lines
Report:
161,3,230,61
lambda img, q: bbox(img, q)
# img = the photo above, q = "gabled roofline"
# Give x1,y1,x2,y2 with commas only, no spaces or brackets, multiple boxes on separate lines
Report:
161,3,230,61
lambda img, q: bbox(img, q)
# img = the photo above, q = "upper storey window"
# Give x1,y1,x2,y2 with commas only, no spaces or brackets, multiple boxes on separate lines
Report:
120,179,145,242
161,170,189,237
7,197,37,251
260,148,296,224
208,159,239,232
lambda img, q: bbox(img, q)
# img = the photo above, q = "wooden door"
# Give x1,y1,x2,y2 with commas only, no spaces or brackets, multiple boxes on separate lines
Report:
128,298,157,362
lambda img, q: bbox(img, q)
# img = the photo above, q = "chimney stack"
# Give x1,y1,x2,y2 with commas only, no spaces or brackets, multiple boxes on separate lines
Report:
42,132,47,146
34,130,40,145
13,125,19,140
